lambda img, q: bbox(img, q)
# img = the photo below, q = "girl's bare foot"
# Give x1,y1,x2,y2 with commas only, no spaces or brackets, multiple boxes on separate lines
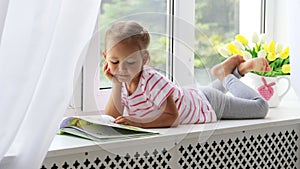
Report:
211,55,245,81
238,57,271,75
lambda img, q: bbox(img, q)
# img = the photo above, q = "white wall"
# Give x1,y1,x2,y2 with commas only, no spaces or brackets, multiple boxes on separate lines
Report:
267,0,300,98
287,0,300,98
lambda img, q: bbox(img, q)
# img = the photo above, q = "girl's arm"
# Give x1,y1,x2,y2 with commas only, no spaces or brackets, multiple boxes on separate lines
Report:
105,83,124,118
103,61,124,118
114,94,179,128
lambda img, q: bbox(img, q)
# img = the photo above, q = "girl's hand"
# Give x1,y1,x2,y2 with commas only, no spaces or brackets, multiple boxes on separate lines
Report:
102,61,113,80
114,116,143,127
102,61,121,84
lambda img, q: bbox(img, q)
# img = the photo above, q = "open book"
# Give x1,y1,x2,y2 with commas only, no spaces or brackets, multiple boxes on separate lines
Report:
58,115,159,141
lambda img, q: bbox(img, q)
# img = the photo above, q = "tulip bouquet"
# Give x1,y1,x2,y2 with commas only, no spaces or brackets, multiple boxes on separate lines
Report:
218,33,290,77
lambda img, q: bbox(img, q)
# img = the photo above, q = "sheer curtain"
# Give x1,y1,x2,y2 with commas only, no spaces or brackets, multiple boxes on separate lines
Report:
0,0,8,43
288,0,300,98
0,0,101,168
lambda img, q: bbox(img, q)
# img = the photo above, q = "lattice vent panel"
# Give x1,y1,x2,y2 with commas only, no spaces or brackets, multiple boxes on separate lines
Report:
178,129,299,169
42,125,300,169
41,148,172,169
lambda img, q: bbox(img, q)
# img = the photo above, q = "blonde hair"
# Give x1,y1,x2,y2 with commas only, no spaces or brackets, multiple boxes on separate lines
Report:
105,21,150,52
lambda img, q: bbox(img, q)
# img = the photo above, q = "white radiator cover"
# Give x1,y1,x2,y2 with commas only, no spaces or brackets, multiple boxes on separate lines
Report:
42,123,299,169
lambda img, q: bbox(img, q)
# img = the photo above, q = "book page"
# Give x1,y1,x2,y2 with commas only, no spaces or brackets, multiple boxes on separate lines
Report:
60,115,114,129
59,115,159,141
60,127,158,141
60,115,159,135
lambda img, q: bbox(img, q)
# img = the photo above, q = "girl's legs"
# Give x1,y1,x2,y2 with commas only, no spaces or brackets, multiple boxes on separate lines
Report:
203,57,270,119
210,55,245,92
210,56,270,93
201,75,269,119
210,67,242,93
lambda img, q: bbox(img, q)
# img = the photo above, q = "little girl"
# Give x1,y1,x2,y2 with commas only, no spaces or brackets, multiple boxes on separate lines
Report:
102,21,270,128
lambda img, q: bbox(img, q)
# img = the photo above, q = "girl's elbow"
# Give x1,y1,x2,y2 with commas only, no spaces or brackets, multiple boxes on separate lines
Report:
170,114,180,127
171,121,179,127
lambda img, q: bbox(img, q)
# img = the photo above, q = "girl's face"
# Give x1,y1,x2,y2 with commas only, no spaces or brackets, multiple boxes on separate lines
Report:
104,42,148,84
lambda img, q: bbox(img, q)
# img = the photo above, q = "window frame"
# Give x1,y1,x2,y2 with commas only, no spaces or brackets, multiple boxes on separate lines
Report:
265,0,289,43
172,0,195,86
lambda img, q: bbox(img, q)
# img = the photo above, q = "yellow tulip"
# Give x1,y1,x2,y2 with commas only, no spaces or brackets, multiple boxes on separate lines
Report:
227,43,237,54
267,52,276,61
282,64,290,73
268,41,276,53
279,47,289,59
254,45,259,53
236,50,243,55
235,34,248,46
227,44,243,55
263,43,268,53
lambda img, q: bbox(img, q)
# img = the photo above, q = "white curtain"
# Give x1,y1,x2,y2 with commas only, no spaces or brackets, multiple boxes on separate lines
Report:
0,0,101,168
288,0,300,98
0,0,9,43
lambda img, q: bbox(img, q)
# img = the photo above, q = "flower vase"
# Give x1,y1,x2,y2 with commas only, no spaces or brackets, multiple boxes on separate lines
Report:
241,73,291,107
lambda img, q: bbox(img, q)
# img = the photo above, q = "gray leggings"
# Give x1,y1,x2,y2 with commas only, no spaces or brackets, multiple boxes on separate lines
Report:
201,69,269,119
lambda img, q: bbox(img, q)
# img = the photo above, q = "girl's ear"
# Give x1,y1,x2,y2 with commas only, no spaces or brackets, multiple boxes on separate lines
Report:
142,50,150,65
102,51,107,59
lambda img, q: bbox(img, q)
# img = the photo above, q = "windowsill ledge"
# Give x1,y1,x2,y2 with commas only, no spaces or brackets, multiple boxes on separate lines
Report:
47,88,300,158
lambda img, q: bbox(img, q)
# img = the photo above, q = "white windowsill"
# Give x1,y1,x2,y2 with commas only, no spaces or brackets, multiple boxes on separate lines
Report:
47,88,300,158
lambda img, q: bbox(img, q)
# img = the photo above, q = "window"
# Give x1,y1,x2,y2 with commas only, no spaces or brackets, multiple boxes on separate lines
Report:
193,0,240,85
72,0,263,114
99,0,169,88
193,0,262,86
80,0,170,113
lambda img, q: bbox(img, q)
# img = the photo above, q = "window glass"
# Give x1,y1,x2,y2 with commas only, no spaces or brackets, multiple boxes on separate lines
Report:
99,0,168,88
194,0,240,85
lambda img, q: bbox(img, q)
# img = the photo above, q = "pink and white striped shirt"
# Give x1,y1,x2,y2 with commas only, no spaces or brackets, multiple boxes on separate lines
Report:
121,66,217,124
